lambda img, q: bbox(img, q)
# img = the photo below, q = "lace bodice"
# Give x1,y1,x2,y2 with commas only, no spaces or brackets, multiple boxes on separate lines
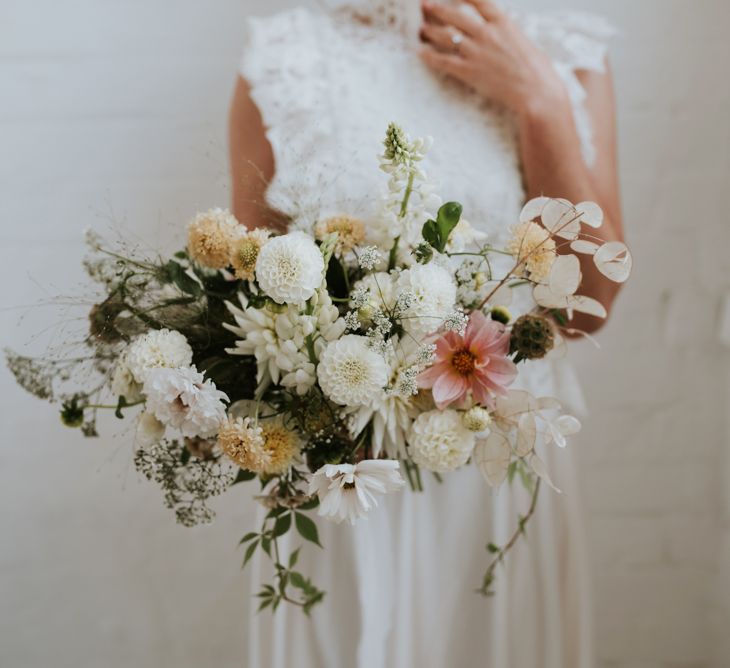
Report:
239,5,613,245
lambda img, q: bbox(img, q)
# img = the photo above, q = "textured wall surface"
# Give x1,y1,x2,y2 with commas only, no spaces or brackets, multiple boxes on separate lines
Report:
1,1,728,667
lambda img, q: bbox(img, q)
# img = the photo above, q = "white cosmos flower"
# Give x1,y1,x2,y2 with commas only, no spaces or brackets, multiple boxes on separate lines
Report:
395,263,456,337
317,335,389,406
125,329,193,384
255,231,324,304
143,366,228,438
308,460,405,525
408,408,476,473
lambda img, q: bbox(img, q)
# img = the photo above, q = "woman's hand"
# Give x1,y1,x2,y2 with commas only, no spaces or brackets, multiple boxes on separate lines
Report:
419,0,569,120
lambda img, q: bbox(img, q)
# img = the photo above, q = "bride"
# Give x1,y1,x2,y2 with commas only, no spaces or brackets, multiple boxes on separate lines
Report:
228,0,624,666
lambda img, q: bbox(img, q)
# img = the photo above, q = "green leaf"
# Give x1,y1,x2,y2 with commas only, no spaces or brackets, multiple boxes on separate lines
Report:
420,202,462,253
261,536,272,556
297,497,320,511
324,252,349,300
242,539,258,568
232,468,256,485
180,447,191,466
266,506,289,519
289,571,307,590
506,461,518,484
258,597,273,612
289,548,300,569
421,219,440,249
435,201,462,251
295,512,322,548
272,513,292,538
161,260,203,297
238,532,259,545
114,395,128,419
486,542,500,554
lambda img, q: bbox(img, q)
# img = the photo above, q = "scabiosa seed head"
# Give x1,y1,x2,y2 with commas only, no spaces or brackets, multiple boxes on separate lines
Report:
510,314,555,361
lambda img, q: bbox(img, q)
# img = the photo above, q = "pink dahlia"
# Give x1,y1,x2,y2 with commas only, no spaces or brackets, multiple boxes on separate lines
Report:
418,311,518,410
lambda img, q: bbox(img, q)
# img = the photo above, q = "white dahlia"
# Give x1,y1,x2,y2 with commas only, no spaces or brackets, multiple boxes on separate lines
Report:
316,335,388,406
111,353,143,402
408,408,476,473
125,329,193,384
396,264,457,337
255,231,324,304
309,460,405,525
143,366,228,438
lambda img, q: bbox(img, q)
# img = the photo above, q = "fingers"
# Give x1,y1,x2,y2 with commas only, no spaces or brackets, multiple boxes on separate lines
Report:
421,1,484,37
420,22,473,55
459,0,503,22
419,47,471,81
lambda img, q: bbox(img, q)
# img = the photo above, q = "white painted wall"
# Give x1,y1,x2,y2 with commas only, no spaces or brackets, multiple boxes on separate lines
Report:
1,1,728,666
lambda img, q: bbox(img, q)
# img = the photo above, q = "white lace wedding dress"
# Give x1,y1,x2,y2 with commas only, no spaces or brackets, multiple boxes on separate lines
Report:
238,3,613,666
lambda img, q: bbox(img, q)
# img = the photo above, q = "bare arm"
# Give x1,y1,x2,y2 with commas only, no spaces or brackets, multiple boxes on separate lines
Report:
228,75,289,231
419,0,625,333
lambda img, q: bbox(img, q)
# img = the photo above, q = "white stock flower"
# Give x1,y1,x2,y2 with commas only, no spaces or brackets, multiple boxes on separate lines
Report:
125,329,193,384
395,263,457,336
408,408,476,473
255,231,324,304
317,335,388,406
144,366,228,438
309,460,405,525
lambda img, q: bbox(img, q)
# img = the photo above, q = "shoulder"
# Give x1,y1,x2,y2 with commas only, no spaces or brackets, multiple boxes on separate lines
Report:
238,7,329,82
514,10,616,74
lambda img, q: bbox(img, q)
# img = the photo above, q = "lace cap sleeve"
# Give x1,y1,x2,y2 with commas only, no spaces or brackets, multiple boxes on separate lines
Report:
237,8,333,217
516,11,617,166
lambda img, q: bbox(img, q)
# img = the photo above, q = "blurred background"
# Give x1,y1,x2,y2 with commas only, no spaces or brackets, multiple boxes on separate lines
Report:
1,1,728,666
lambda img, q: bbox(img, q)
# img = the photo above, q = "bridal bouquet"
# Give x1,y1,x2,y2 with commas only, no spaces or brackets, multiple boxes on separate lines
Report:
7,123,631,613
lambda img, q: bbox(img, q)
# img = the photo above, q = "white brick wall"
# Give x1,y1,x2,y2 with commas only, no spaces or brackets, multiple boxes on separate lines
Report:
1,1,728,666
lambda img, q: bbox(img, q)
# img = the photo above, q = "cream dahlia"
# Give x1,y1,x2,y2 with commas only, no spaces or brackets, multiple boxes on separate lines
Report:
255,231,324,304
316,335,389,406
395,263,457,336
217,416,266,471
313,215,366,255
407,408,476,473
230,228,271,281
506,221,557,282
144,366,228,438
308,460,405,525
187,207,241,269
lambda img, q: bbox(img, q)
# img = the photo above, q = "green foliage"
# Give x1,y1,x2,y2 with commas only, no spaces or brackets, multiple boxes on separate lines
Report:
159,260,203,297
240,505,325,615
421,202,462,254
60,396,85,428
295,512,322,547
